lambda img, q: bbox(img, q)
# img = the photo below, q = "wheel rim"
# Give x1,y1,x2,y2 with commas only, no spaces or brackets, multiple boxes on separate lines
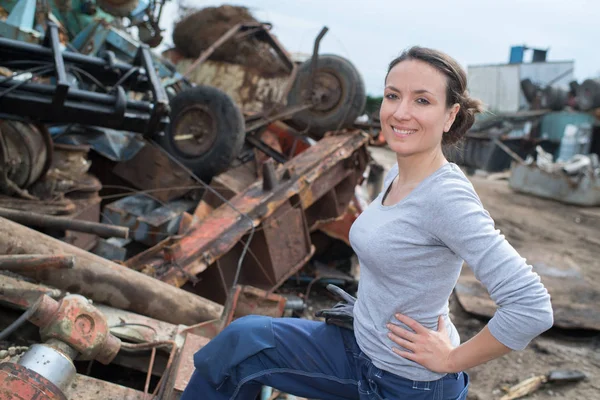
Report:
172,104,218,157
311,70,344,113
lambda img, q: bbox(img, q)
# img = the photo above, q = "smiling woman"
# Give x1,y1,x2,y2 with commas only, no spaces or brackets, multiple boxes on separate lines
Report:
180,47,554,400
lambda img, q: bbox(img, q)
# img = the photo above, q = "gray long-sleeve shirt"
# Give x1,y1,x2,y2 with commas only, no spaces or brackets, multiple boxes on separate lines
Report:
349,162,553,381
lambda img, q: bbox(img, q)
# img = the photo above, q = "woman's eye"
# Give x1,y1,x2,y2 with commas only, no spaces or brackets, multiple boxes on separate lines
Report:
416,98,430,105
385,93,398,100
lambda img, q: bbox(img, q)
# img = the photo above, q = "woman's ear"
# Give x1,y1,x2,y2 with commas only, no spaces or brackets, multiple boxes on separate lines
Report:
444,103,460,133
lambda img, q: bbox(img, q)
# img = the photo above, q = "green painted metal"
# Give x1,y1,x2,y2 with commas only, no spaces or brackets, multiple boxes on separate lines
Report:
539,111,596,142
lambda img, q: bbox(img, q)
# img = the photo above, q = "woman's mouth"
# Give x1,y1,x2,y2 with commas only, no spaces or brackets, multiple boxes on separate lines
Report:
392,126,417,136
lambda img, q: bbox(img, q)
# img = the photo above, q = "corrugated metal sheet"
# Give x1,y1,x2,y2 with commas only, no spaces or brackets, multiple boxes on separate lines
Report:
467,61,574,113
467,64,520,113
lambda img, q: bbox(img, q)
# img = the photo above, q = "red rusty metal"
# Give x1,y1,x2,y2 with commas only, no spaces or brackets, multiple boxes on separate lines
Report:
267,121,311,157
0,254,74,272
0,274,62,310
182,285,286,338
126,132,369,290
0,363,66,400
28,295,121,365
314,197,362,246
170,333,210,394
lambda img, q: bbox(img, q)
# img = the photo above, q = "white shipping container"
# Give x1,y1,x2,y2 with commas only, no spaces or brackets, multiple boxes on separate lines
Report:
467,61,574,113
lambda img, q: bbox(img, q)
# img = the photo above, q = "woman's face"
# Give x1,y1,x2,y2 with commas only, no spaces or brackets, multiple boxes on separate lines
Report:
380,59,459,158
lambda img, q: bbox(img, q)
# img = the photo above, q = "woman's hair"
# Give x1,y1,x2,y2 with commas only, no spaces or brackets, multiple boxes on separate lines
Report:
386,46,483,145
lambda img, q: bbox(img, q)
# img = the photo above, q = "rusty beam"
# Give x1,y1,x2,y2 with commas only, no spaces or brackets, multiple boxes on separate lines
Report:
126,132,369,288
0,273,63,309
0,217,223,325
0,254,74,272
0,206,129,239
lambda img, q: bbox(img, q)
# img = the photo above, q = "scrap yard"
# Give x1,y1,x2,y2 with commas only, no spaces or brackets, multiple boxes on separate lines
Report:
0,1,599,399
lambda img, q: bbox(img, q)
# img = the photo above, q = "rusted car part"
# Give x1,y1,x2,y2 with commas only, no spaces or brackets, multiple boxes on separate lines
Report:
102,196,195,248
0,206,129,238
0,23,169,135
0,216,223,324
0,254,74,272
0,294,122,399
110,142,196,203
126,132,368,300
0,363,67,400
0,120,52,197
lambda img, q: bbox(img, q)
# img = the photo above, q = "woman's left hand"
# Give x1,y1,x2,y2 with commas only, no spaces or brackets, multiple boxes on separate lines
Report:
387,314,456,373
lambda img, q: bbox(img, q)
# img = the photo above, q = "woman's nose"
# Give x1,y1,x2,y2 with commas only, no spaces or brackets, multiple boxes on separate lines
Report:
392,100,411,120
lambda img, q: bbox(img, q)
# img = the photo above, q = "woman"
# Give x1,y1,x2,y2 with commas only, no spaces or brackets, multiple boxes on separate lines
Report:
181,46,554,400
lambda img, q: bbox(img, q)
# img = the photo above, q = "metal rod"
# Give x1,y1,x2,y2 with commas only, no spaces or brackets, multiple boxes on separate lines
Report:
308,26,329,96
183,23,245,78
0,303,38,341
44,22,69,107
0,37,146,87
244,103,313,133
0,207,129,239
492,138,525,164
245,135,287,164
0,254,75,272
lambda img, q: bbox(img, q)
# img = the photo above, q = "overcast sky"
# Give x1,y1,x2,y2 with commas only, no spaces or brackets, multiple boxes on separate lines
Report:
158,0,600,96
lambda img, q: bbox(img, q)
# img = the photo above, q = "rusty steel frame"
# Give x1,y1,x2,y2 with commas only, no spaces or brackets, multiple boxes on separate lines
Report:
125,132,369,289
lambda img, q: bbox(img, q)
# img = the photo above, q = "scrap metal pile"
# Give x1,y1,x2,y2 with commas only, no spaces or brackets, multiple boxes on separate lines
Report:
0,2,371,399
446,52,600,206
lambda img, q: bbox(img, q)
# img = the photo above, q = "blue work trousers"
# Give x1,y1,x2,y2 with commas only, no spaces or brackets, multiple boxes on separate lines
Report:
181,316,469,400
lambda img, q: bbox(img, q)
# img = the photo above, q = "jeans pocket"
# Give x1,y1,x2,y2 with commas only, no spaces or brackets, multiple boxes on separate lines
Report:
455,372,470,400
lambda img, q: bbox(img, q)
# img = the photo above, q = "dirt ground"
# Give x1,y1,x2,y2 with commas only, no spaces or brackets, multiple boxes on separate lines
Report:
305,147,600,400
457,173,600,400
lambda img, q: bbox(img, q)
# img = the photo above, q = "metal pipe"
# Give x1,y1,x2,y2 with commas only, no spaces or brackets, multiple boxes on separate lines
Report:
0,216,223,324
492,139,525,164
0,303,38,341
0,254,74,272
0,207,129,239
308,26,329,96
18,343,77,392
0,37,146,87
0,81,153,111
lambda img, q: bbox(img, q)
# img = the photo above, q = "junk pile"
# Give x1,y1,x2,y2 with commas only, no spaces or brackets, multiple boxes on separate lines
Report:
0,2,372,398
444,47,600,206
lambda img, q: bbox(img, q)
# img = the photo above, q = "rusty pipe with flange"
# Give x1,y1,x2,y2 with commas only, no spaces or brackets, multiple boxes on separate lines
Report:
0,294,122,399
28,294,122,365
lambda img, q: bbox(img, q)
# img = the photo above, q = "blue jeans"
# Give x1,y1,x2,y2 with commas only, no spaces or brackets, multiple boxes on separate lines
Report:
181,316,469,400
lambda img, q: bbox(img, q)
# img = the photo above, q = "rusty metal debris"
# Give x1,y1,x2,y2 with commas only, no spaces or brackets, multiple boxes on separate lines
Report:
0,0,375,397
0,216,223,325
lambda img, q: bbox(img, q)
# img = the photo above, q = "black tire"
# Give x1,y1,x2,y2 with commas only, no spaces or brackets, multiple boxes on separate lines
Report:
287,54,366,138
157,85,245,181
